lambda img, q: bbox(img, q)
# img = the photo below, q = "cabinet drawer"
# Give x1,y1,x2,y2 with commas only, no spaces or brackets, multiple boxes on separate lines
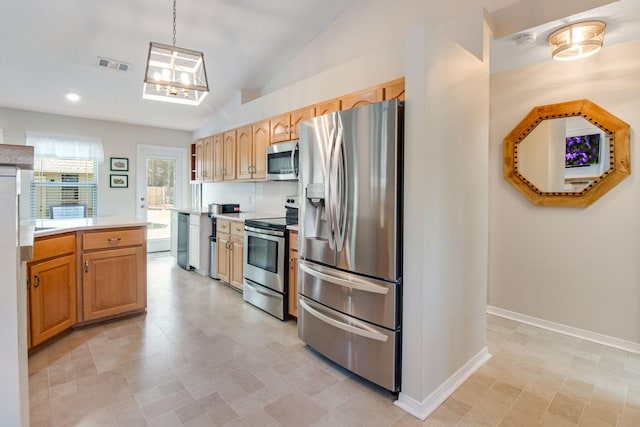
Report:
230,221,244,236
83,228,144,251
32,233,75,262
289,230,298,252
217,219,230,234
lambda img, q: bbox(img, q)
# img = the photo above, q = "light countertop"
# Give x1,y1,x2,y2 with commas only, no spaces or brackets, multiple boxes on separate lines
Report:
213,212,284,222
172,207,210,215
27,217,148,238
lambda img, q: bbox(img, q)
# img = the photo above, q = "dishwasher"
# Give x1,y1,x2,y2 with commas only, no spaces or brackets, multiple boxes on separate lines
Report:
177,212,190,270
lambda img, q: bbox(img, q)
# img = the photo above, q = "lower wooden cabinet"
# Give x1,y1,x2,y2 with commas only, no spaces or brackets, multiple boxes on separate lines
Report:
28,253,77,347
28,233,77,348
82,246,146,322
216,219,244,291
288,230,299,318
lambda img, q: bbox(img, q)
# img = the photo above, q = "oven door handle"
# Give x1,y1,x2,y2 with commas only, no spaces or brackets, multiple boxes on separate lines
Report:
299,298,388,342
244,225,285,237
299,261,389,295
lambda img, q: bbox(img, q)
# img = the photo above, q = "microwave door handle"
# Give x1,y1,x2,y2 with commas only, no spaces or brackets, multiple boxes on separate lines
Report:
291,142,299,178
299,298,388,342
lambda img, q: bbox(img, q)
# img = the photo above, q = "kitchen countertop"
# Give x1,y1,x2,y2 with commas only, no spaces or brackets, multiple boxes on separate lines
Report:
172,207,209,215
286,224,299,232
27,217,149,238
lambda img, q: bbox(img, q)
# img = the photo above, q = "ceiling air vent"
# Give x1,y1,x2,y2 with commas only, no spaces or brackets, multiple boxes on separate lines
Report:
96,57,130,72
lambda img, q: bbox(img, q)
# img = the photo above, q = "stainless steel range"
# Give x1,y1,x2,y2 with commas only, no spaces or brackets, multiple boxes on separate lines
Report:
243,217,289,320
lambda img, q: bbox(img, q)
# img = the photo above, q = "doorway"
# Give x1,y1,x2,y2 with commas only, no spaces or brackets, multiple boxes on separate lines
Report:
136,145,188,253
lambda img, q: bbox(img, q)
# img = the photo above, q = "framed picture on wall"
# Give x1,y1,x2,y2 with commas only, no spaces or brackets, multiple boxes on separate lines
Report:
110,157,129,171
110,174,128,188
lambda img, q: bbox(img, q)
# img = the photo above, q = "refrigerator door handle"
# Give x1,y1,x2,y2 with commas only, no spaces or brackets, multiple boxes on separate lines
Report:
333,119,346,251
299,298,388,342
299,261,389,295
326,121,337,250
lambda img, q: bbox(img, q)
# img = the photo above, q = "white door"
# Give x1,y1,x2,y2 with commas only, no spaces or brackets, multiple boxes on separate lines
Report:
136,145,188,253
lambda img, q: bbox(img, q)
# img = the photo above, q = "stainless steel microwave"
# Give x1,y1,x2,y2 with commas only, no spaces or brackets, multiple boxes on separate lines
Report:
266,140,299,181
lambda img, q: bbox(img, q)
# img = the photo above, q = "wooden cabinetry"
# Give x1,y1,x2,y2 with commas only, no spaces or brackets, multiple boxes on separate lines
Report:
237,121,269,180
203,135,214,181
214,131,236,181
287,230,299,318
340,87,384,110
383,78,405,101
28,233,77,348
271,107,315,143
315,99,341,116
81,227,146,323
216,219,244,291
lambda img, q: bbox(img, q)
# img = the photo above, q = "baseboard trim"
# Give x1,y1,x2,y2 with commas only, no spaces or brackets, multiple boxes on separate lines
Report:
487,305,640,355
394,347,491,420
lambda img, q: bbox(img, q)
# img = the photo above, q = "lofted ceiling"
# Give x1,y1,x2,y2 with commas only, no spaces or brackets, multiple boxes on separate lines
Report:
2,0,639,133
0,0,355,131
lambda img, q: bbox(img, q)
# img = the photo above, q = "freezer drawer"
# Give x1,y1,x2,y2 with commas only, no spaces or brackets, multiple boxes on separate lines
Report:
298,259,401,330
298,295,400,392
243,278,285,320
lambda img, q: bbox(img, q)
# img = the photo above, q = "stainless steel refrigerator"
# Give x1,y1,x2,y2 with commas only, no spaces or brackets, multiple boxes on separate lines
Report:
297,99,403,392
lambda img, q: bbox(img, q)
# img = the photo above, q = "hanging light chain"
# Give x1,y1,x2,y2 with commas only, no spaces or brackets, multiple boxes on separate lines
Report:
172,0,177,47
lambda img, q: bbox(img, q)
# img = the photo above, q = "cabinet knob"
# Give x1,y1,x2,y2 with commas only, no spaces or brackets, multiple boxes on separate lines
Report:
85,260,89,273
33,274,40,288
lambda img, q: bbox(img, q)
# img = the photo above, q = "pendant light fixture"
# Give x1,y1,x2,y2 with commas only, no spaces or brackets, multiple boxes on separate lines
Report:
143,0,209,105
548,20,606,61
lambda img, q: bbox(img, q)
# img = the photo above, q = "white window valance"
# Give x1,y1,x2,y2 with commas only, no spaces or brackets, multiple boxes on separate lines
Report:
25,132,104,162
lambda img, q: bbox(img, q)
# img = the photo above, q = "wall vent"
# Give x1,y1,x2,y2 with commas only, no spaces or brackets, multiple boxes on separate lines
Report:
96,57,130,72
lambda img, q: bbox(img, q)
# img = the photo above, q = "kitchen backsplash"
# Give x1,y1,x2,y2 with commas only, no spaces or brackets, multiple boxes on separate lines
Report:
201,180,297,215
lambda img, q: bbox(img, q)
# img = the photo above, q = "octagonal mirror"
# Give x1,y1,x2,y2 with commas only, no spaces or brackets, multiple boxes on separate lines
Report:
504,99,630,207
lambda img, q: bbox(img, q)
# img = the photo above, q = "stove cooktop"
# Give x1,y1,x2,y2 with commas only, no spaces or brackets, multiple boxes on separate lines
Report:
244,216,289,232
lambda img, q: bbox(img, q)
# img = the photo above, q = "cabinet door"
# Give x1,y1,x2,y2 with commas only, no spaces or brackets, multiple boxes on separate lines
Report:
315,100,341,116
82,246,145,321
29,254,77,347
340,87,384,110
223,130,236,181
203,136,214,181
252,120,270,180
229,235,244,290
213,133,224,181
189,222,199,269
216,233,230,284
270,113,291,143
236,125,253,180
194,139,205,181
290,107,315,141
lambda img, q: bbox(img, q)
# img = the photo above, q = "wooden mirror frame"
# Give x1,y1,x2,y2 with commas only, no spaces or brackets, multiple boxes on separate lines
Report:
503,99,630,207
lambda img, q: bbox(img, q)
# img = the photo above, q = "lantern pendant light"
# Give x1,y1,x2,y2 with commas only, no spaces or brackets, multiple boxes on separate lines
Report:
142,0,209,105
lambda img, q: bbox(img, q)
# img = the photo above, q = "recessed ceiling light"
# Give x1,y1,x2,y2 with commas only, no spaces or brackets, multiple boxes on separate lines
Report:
66,93,80,102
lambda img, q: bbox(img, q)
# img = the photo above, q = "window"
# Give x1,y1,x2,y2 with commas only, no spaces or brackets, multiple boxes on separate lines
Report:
26,133,104,219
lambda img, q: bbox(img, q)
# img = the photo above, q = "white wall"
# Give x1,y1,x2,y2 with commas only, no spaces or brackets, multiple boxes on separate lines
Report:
0,108,192,218
489,40,640,344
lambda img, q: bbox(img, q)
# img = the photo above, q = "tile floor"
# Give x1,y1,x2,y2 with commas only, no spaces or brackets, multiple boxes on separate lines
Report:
28,253,640,426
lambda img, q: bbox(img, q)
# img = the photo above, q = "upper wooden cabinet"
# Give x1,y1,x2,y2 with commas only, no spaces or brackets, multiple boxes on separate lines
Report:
192,78,404,183
237,121,269,180
270,107,315,143
315,100,341,117
213,133,224,181
383,78,405,101
223,130,236,181
203,136,214,181
340,87,384,110
236,125,253,180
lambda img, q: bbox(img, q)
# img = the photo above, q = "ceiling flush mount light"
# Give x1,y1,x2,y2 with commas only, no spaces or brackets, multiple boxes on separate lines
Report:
548,20,606,61
142,0,209,106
